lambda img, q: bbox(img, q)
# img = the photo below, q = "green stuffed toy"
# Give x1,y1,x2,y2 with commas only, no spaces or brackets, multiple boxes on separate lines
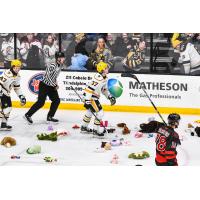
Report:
128,151,150,159
44,156,57,162
37,132,58,141
27,145,41,154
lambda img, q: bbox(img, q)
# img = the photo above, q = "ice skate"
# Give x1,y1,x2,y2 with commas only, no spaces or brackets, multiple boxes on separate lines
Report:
0,122,12,131
80,126,93,134
46,116,59,124
93,129,106,138
24,114,33,124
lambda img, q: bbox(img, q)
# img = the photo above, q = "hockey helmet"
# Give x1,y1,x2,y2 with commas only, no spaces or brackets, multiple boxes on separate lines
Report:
11,59,22,68
55,51,65,59
97,61,108,73
167,113,181,126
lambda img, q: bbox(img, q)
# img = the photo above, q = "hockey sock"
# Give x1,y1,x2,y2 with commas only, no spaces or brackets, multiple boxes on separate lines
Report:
82,114,92,127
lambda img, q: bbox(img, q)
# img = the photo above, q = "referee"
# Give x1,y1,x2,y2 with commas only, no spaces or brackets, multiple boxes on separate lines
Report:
24,52,65,124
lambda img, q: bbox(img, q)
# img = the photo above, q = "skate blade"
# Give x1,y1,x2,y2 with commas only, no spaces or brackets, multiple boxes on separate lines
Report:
23,116,33,125
46,121,59,124
92,135,106,139
0,128,12,131
80,131,93,134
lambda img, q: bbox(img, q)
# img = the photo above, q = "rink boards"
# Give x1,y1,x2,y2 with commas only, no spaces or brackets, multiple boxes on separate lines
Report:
4,70,200,115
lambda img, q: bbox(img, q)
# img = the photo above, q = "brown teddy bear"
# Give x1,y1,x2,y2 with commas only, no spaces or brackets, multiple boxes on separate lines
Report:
117,123,126,128
122,125,131,135
1,137,16,148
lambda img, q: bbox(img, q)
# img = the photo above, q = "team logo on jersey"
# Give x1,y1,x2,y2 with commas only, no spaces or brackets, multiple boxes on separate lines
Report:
28,73,44,95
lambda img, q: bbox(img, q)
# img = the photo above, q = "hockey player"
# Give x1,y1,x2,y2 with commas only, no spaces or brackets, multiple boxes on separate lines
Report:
0,59,26,130
155,113,181,166
139,113,181,166
81,61,116,137
173,40,200,75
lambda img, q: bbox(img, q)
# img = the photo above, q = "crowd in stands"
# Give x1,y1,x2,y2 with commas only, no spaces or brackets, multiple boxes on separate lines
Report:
0,33,147,72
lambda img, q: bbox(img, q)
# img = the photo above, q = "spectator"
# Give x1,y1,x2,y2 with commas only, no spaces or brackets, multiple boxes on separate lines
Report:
1,34,20,68
173,40,200,75
43,34,59,67
65,33,88,66
87,37,113,70
106,33,116,54
68,53,88,71
19,33,42,68
123,39,146,71
131,33,142,42
114,33,136,57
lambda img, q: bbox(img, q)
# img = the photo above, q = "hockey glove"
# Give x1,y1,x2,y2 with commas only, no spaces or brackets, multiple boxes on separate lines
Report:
19,95,26,106
108,96,116,106
84,100,92,110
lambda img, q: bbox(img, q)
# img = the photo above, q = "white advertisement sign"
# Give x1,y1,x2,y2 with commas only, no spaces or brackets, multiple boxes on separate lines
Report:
3,70,200,109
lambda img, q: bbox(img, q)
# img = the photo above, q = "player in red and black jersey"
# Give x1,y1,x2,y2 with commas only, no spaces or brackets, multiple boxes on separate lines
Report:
139,113,181,166
155,113,181,166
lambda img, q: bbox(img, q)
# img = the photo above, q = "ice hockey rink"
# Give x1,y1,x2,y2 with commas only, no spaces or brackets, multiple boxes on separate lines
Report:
0,107,199,166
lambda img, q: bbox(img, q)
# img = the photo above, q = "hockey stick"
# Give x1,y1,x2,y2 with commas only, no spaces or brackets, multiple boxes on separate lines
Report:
121,73,167,125
70,86,108,133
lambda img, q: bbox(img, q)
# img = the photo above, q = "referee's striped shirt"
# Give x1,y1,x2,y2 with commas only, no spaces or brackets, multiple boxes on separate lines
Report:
42,62,62,87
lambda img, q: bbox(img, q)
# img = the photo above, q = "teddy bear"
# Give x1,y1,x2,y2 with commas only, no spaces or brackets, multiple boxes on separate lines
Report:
122,125,131,134
0,137,16,147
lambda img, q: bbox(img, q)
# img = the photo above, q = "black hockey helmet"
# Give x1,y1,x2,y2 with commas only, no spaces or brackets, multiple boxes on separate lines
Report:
55,51,65,59
167,113,181,126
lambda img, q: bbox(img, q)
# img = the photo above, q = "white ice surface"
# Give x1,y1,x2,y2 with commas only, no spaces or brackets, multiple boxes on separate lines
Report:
0,108,200,166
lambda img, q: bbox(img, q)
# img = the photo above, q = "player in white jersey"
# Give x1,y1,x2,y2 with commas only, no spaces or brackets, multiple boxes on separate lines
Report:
0,59,26,130
174,40,200,75
81,61,116,137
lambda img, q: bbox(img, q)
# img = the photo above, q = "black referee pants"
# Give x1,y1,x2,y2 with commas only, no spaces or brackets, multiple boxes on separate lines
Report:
26,81,60,118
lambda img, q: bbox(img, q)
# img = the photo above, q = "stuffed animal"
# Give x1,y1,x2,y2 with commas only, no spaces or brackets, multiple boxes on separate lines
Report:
111,154,119,164
117,123,126,128
1,137,16,147
72,124,80,129
122,125,130,134
101,142,112,150
128,151,150,159
104,143,112,150
27,145,41,154
37,132,57,141
44,156,57,162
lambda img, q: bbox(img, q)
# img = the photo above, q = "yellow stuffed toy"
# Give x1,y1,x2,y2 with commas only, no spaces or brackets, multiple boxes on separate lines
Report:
1,137,16,148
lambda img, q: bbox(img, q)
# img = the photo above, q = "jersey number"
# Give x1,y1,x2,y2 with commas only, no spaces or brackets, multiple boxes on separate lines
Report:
156,133,166,151
91,81,98,86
